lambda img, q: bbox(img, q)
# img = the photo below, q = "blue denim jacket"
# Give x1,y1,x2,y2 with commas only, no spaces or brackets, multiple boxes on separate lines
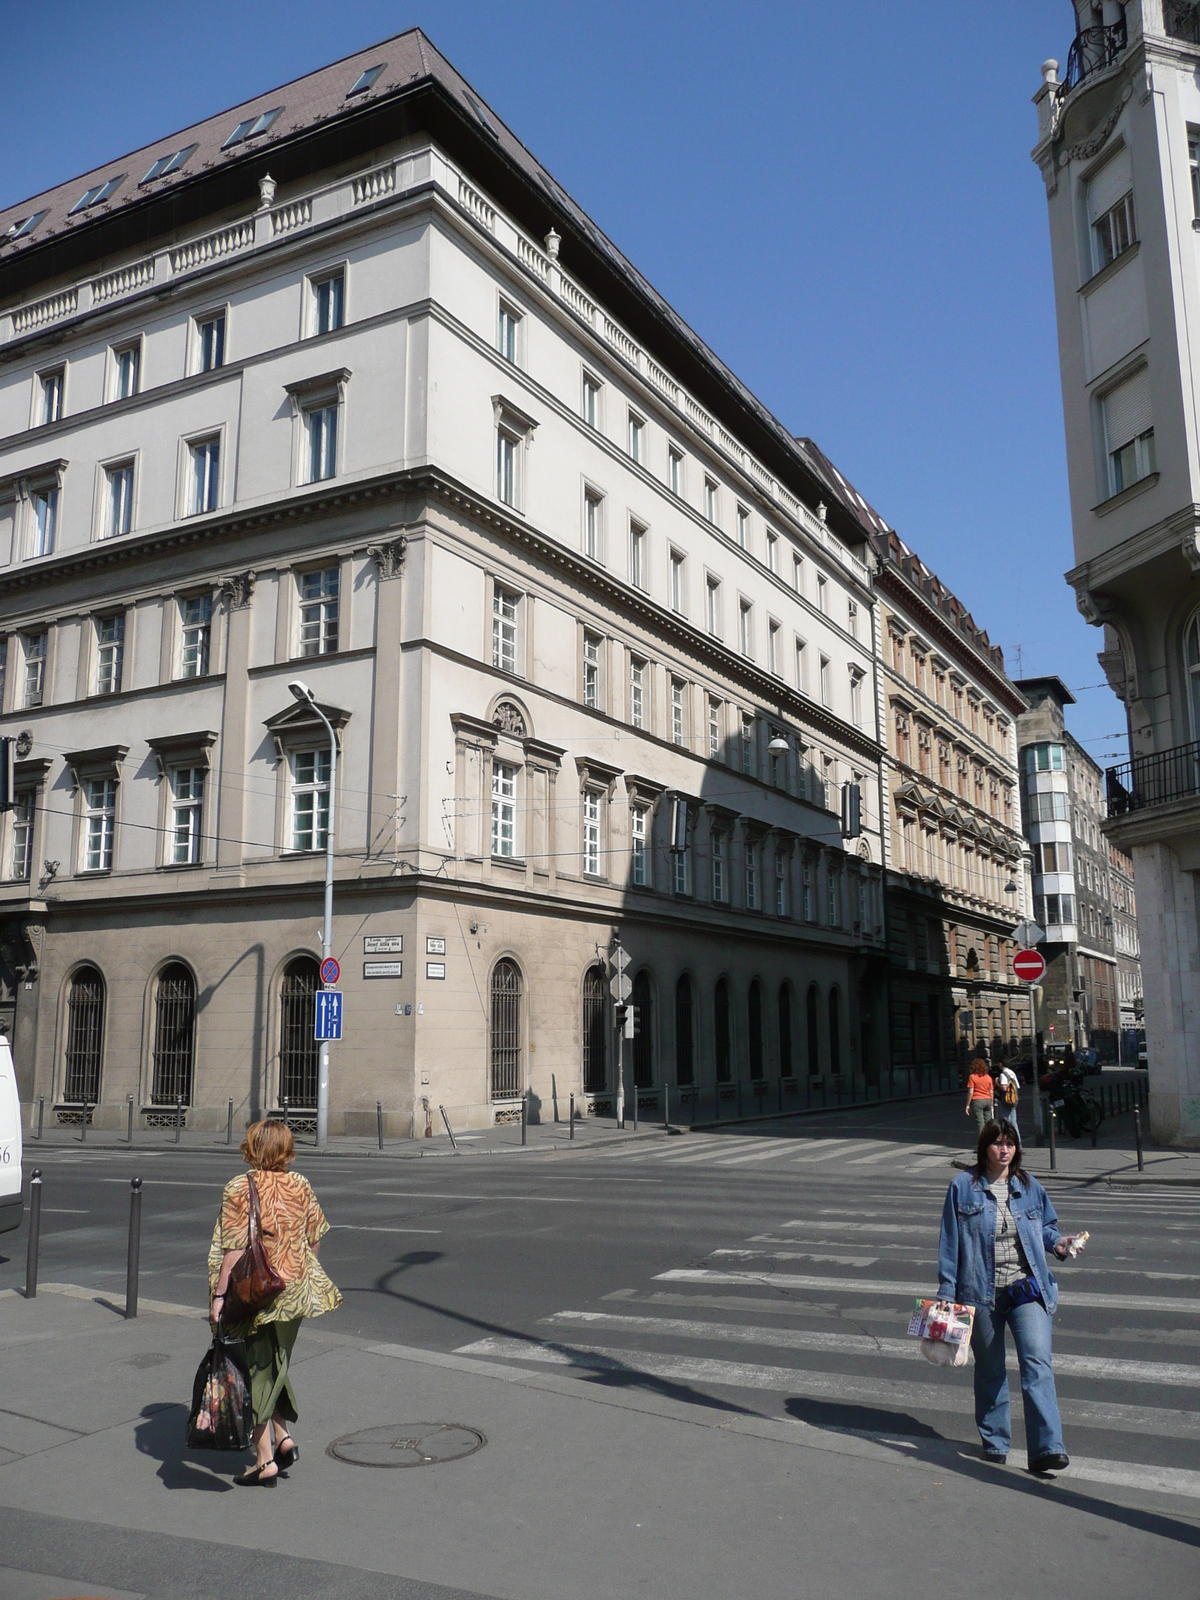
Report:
937,1170,1063,1312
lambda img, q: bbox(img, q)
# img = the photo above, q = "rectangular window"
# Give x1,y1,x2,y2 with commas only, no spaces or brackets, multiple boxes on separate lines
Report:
498,302,521,364
113,345,139,401
582,373,602,429
668,446,684,497
583,490,603,561
629,521,646,589
1103,368,1154,495
627,412,644,463
849,670,863,726
792,553,803,594
711,829,726,902
768,620,781,675
492,586,518,672
291,750,331,851
802,859,814,922
796,638,808,693
770,729,786,790
819,654,830,706
1027,742,1065,773
631,804,649,887
706,575,721,635
84,777,116,871
30,487,57,558
198,312,226,373
847,600,858,640
708,697,721,759
736,505,749,548
673,846,689,897
745,846,758,911
95,614,124,696
738,599,752,657
307,403,338,482
629,657,645,729
1092,192,1136,271
10,792,33,882
583,790,601,876
105,461,134,538
1191,127,1200,220
766,531,777,573
299,566,339,657
671,678,685,747
190,437,220,515
704,478,719,525
170,767,204,865
775,849,787,916
39,369,63,426
816,574,827,614
313,272,344,335
741,712,754,776
669,550,685,613
22,632,46,708
497,429,519,507
491,761,516,857
828,865,840,927
180,595,213,678
583,632,601,709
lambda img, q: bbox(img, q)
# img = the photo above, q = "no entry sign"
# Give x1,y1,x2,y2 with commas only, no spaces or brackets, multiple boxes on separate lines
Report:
1013,948,1047,984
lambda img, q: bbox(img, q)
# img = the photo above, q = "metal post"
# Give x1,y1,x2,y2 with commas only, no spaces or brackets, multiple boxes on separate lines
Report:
736,1080,743,1120
633,1073,638,1132
439,1105,458,1151
1091,1115,1098,1150
521,1092,527,1146
80,1102,89,1143
777,1079,783,1114
376,1100,384,1150
806,1078,811,1110
36,1096,44,1140
291,690,338,1153
552,1073,559,1123
24,1170,41,1300
617,1021,625,1130
1134,1104,1145,1172
125,1177,142,1320
282,1096,290,1130
715,1083,721,1120
127,1093,134,1145
1048,1103,1057,1171
227,1097,234,1145
663,1083,670,1133
570,1092,575,1140
173,1095,181,1143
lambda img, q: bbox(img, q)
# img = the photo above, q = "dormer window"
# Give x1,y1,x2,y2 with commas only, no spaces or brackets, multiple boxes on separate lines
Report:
222,107,283,149
346,63,385,96
140,144,198,185
68,175,125,216
6,210,48,241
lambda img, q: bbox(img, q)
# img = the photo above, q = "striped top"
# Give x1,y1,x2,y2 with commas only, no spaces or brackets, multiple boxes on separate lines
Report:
988,1177,1029,1289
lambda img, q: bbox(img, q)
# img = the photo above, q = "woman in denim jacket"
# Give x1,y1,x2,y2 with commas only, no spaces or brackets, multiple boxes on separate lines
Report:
937,1117,1086,1474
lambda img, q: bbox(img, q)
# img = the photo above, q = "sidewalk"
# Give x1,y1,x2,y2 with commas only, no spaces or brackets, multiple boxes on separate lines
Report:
0,1288,1192,1600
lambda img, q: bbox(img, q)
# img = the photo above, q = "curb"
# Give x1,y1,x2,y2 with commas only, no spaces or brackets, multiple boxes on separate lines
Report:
15,1127,666,1161
950,1155,1200,1188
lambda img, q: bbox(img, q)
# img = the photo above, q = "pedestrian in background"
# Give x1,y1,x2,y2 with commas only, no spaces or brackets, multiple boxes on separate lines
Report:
937,1117,1085,1474
995,1062,1021,1135
965,1054,994,1135
208,1118,341,1486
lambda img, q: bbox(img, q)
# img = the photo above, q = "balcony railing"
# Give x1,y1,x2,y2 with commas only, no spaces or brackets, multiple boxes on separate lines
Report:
1166,1,1200,45
1106,739,1200,818
1057,18,1128,101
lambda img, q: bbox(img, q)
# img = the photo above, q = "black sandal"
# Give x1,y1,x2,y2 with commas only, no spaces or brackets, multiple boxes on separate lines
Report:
274,1437,299,1471
234,1462,278,1487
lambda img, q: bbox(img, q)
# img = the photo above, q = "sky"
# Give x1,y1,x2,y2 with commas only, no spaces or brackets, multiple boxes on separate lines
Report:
0,1,1120,760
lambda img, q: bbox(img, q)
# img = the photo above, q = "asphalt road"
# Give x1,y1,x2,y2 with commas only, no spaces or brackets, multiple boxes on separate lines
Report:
3,1097,1197,1491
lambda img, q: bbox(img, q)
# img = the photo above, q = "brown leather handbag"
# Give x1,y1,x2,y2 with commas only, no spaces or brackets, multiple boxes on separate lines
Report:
221,1175,285,1323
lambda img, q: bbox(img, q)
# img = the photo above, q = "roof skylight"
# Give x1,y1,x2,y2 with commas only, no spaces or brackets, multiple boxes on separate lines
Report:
67,175,126,215
140,143,199,185
221,107,283,150
347,63,385,96
5,209,49,241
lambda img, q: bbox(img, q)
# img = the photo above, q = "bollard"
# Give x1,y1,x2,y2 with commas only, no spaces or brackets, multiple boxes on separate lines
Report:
805,1078,811,1110
777,1079,783,1114
836,1078,842,1107
1091,1115,1098,1150
125,1177,142,1320
736,1080,743,1120
376,1100,384,1150
227,1097,234,1146
174,1095,182,1144
715,1084,721,1120
1048,1104,1057,1171
80,1102,90,1143
127,1093,135,1145
552,1073,559,1124
852,1076,857,1104
633,1080,638,1132
25,1170,42,1300
663,1082,670,1133
36,1095,44,1141
282,1096,290,1130
570,1092,575,1141
1134,1104,1145,1172
521,1092,527,1146
439,1105,458,1151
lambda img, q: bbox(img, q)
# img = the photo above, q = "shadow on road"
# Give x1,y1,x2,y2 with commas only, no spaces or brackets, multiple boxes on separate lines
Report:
785,1396,942,1438
134,1402,233,1492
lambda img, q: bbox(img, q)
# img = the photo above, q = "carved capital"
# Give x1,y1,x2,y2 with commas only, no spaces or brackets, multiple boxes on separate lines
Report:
219,569,256,609
368,536,407,580
1182,528,1200,575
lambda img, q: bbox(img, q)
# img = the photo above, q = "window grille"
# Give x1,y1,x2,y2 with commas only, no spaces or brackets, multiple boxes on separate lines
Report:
490,958,523,1099
675,976,694,1086
151,963,196,1104
63,966,104,1103
748,981,764,1080
778,985,793,1077
582,965,607,1093
279,957,320,1107
714,978,731,1083
632,971,653,1089
828,988,841,1075
807,984,820,1075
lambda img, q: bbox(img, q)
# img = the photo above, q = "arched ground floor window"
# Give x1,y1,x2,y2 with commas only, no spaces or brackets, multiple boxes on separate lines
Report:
152,963,197,1105
807,984,821,1076
675,976,694,1086
280,956,320,1108
63,966,104,1104
582,965,606,1093
632,971,653,1089
491,959,523,1099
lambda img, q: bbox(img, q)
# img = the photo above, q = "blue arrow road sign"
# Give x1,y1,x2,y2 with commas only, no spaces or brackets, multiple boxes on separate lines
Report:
314,990,343,1041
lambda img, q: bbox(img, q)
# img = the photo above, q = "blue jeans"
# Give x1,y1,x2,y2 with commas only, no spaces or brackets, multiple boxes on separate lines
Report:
971,1287,1064,1462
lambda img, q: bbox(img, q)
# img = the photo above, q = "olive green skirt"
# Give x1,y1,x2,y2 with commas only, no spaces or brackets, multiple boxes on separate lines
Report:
244,1318,301,1427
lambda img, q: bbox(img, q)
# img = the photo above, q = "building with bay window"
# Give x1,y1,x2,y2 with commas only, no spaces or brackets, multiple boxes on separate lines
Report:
0,30,888,1134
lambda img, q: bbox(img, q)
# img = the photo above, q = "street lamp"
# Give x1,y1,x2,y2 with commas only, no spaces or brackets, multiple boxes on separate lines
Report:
289,679,336,1150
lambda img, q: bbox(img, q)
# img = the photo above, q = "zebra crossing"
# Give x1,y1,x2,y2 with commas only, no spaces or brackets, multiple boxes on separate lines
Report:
582,1131,965,1176
455,1177,1200,1501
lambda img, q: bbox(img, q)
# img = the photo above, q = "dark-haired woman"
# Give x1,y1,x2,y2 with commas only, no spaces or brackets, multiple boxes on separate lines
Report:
208,1118,341,1486
936,1118,1086,1474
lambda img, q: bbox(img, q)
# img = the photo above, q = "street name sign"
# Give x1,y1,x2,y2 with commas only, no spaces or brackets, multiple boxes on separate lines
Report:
364,935,403,955
1013,948,1047,984
363,960,402,979
314,990,343,1040
320,956,340,986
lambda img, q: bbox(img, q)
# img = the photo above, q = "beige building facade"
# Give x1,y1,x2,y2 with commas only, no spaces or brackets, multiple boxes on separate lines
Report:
0,31,888,1135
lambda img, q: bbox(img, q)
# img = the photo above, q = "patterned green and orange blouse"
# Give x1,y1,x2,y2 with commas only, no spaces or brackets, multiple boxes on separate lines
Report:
207,1168,341,1335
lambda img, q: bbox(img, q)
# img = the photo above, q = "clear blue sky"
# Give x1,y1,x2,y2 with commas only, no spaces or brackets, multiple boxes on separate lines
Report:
3,2,1117,758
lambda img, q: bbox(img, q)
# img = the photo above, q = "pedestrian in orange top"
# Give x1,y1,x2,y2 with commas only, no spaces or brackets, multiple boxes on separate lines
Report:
965,1054,995,1136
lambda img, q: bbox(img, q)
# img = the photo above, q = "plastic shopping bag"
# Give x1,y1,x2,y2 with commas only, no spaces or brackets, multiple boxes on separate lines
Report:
907,1299,976,1368
186,1333,253,1451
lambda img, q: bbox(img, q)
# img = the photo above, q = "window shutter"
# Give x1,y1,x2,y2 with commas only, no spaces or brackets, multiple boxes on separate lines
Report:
1087,146,1132,222
1103,369,1152,452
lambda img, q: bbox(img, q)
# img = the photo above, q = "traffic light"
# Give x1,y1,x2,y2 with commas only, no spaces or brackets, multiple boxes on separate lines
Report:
840,781,861,840
624,1005,638,1040
0,739,15,813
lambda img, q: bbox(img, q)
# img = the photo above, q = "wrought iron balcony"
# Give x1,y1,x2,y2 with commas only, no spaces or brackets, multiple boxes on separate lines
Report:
1106,739,1200,818
1057,18,1128,101
1166,1,1200,46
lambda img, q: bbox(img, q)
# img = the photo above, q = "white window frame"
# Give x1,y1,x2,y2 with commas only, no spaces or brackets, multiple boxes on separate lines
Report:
179,593,213,679
740,712,754,777
492,585,520,674
583,631,601,709
768,619,781,676
668,446,684,498
629,656,645,729
766,530,778,573
1092,191,1136,274
290,748,331,852
492,400,535,513
308,267,346,337
37,367,64,427
795,636,808,694
793,553,804,594
706,575,721,636
816,574,828,614
629,519,647,590
498,300,522,365
671,678,686,747
82,776,117,872
819,653,831,707
735,505,749,549
102,458,135,539
9,791,34,883
169,765,205,865
305,400,339,484
491,761,517,858
738,598,753,658
582,788,602,877
708,697,721,760
627,411,645,464
712,829,727,903
188,435,221,516
745,844,758,911
774,849,787,916
109,340,141,403
582,370,603,430
849,668,863,726
847,600,858,640
21,631,46,708
29,485,59,559
669,549,686,614
631,803,650,887
704,477,719,525
583,486,604,563
297,566,340,658
94,613,125,696
194,308,228,374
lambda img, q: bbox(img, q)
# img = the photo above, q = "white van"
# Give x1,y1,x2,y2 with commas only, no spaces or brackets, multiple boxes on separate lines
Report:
0,1036,22,1235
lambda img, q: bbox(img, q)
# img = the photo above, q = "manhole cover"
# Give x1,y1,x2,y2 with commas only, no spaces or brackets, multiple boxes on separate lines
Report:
326,1422,486,1468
